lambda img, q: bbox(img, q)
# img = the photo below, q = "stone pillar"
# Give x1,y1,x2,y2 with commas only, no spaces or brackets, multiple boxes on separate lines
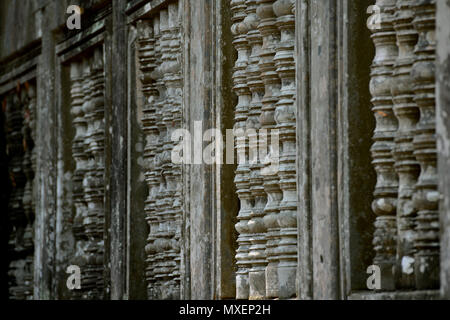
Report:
411,0,439,289
244,0,268,300
231,0,252,300
138,18,158,299
392,0,419,289
257,0,283,299
70,60,89,299
273,0,297,299
89,47,106,298
23,83,36,300
368,0,399,291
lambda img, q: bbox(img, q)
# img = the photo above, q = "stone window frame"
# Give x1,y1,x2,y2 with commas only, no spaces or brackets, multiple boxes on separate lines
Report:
51,2,112,299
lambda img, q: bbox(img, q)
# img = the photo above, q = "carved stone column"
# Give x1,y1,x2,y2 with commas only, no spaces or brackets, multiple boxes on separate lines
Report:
411,0,439,289
138,18,159,299
273,0,297,299
90,47,106,297
6,93,23,299
23,83,36,300
70,61,88,299
244,0,268,300
81,55,99,299
368,0,399,291
257,0,282,299
392,0,419,289
166,1,183,299
154,9,172,299
232,0,253,300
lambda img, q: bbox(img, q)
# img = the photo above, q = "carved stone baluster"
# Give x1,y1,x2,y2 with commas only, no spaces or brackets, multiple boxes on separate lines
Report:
29,84,37,180
231,0,252,300
150,18,161,298
411,0,439,289
151,13,163,299
155,3,181,300
154,9,172,299
6,92,27,300
22,89,33,253
81,56,98,298
91,46,105,297
138,19,159,299
392,0,419,289
24,83,36,299
152,20,164,300
22,83,36,299
70,61,87,299
174,0,184,298
273,0,297,299
257,0,282,299
244,0,267,300
167,1,182,299
368,0,399,291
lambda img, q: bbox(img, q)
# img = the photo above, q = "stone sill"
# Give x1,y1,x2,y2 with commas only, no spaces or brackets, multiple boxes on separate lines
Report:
348,290,441,300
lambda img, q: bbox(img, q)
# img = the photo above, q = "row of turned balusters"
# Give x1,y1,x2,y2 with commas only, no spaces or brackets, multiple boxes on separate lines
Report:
4,83,36,300
138,1,183,300
231,0,297,300
69,46,106,299
369,0,439,290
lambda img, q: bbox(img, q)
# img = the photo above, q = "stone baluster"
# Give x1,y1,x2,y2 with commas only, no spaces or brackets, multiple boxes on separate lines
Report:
81,56,98,298
22,83,36,299
257,0,282,299
151,17,162,298
232,0,253,300
6,91,27,300
149,3,182,300
90,46,105,297
411,0,439,290
138,19,159,299
29,86,37,300
70,61,87,299
273,0,297,299
154,9,172,299
244,0,268,300
368,0,399,291
26,83,36,299
153,14,163,300
151,12,165,298
173,0,184,298
8,93,26,239
163,4,177,299
167,1,182,299
22,88,33,253
391,0,419,289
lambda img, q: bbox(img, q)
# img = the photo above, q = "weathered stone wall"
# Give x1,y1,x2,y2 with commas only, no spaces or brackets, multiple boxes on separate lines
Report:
1,0,449,300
